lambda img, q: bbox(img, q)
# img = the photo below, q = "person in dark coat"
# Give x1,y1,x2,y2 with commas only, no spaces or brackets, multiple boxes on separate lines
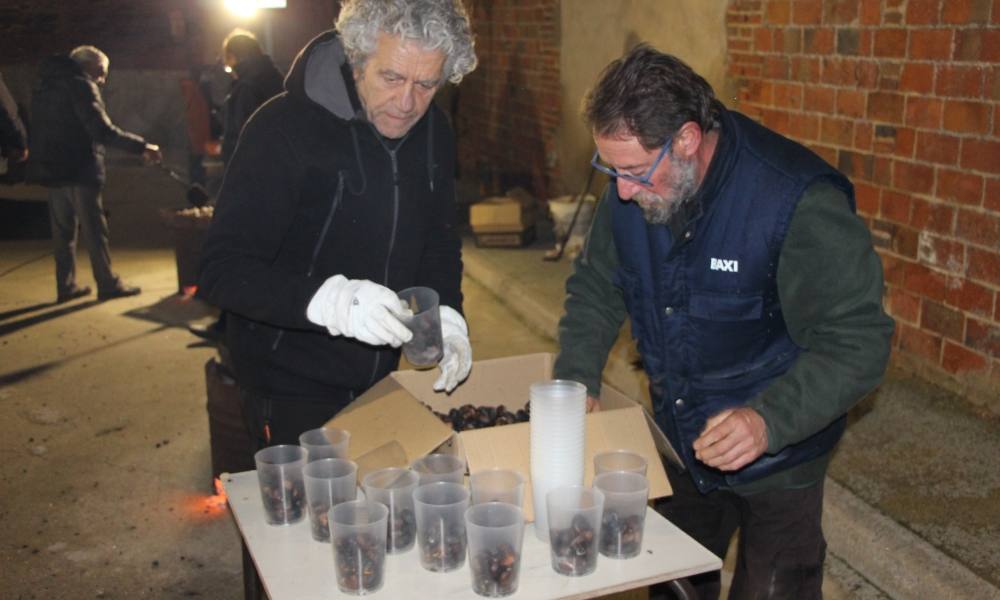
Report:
0,72,28,169
219,29,284,166
188,30,285,342
27,45,162,303
197,0,478,449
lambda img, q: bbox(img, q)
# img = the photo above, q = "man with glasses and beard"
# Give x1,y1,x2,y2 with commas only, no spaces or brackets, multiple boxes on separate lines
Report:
553,44,893,599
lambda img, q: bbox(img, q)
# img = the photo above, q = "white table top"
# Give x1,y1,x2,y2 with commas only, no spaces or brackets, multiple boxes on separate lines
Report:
224,471,721,600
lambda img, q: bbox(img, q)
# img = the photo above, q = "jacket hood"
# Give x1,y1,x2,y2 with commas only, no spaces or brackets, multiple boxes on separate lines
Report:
37,55,85,83
284,30,362,121
234,53,279,82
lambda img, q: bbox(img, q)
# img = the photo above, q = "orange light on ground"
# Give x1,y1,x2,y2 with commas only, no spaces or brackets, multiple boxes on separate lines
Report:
182,285,198,298
181,477,229,521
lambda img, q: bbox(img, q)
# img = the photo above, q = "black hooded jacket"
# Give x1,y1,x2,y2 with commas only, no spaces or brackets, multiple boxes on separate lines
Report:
26,55,146,187
221,53,284,165
197,31,463,403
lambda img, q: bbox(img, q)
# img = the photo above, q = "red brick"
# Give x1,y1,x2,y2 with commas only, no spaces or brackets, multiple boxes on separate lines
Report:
860,0,882,24
935,65,985,97
821,116,855,147
763,55,790,78
874,28,908,57
985,177,1000,212
935,168,984,204
791,56,822,82
957,208,1000,248
904,96,943,129
881,254,907,286
943,100,992,134
809,143,838,166
823,0,858,24
761,109,791,133
919,235,965,273
786,112,821,141
899,322,943,363
966,318,1000,357
766,0,792,23
804,86,835,112
855,181,880,215
803,28,834,54
921,299,966,340
838,149,876,181
755,27,775,52
967,246,1000,286
916,132,962,166
909,29,954,60
855,121,874,150
961,139,1000,174
791,0,822,24
941,0,993,24
905,0,940,24
773,82,804,109
888,286,922,323
910,198,956,234
893,161,936,194
881,189,913,222
945,278,996,317
870,92,906,123
900,62,936,93
834,89,866,118
954,29,1000,62
783,28,803,53
874,155,894,185
903,261,949,302
942,341,990,374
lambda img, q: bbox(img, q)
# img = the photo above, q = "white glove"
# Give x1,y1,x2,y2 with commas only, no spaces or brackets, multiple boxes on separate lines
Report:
306,275,413,347
434,305,472,392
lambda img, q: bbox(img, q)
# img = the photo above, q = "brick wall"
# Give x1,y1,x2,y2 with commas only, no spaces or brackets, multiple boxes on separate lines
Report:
455,0,562,202
727,0,999,404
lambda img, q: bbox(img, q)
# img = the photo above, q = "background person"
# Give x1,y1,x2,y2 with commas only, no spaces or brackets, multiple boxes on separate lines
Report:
0,72,29,170
197,0,478,452
27,45,162,303
554,44,894,599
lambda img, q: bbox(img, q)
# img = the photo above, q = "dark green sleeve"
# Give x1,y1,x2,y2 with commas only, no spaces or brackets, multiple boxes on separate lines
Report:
747,182,895,453
553,185,628,397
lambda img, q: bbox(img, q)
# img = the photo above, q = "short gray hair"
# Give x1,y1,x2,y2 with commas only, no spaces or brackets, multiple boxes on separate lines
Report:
336,0,477,84
70,45,110,71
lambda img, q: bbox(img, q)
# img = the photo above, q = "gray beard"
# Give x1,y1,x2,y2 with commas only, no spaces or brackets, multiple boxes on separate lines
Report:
635,156,699,225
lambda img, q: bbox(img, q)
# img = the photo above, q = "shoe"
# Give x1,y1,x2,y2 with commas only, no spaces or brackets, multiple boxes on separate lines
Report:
57,285,92,303
188,319,225,342
98,284,141,301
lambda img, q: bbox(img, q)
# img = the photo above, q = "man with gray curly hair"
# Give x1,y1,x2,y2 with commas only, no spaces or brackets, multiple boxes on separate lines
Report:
199,0,477,457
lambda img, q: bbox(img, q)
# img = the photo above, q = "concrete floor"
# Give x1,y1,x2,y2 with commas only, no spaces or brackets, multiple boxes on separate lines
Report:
2,166,997,599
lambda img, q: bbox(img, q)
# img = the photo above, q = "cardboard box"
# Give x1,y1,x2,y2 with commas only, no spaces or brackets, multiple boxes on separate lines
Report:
326,353,675,522
470,196,537,232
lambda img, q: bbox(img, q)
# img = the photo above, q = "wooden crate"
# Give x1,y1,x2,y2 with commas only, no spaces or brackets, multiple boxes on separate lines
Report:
473,225,536,248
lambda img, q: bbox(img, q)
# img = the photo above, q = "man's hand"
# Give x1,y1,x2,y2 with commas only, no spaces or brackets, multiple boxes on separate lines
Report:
586,395,602,413
433,306,472,393
692,407,768,471
142,143,162,165
306,275,413,347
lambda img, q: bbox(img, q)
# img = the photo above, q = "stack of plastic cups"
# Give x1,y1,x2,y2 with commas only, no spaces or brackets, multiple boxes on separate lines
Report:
529,380,586,542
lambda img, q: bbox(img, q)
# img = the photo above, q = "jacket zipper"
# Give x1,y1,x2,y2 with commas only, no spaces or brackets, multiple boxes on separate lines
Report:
366,148,401,387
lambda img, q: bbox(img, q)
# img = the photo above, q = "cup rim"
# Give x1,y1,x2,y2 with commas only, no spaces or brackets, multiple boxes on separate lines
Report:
593,471,649,495
362,466,420,490
413,481,470,506
330,499,388,527
254,444,308,465
304,457,357,479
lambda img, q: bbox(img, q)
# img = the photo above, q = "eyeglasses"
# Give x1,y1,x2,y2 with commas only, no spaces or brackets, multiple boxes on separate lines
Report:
590,139,672,187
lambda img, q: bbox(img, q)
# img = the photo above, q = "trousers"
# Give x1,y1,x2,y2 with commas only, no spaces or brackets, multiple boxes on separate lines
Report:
655,462,827,600
48,184,120,295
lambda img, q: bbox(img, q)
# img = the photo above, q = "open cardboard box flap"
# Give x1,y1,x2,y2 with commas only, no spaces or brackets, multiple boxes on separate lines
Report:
327,353,677,521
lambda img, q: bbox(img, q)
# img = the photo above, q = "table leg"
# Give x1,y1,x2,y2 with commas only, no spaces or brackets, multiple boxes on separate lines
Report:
242,539,266,600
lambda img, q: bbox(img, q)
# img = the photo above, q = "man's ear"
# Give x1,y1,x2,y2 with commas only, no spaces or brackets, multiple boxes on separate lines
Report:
675,121,702,159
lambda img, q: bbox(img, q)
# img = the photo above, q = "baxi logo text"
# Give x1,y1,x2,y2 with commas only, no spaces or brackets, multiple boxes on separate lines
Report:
710,258,739,272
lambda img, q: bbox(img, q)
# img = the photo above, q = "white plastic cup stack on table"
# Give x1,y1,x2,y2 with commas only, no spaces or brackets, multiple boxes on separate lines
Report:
298,426,350,462
529,379,586,542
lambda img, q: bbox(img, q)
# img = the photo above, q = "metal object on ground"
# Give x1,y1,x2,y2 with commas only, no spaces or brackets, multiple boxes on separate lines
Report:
544,163,597,262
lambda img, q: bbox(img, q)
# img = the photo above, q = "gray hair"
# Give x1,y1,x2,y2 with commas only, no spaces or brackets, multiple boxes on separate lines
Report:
336,0,477,84
70,45,110,71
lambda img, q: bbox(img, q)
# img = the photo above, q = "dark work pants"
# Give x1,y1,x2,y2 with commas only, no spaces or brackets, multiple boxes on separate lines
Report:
655,462,826,600
48,184,121,296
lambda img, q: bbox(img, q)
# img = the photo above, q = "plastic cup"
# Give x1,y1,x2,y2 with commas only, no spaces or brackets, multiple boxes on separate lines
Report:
362,467,420,553
465,502,525,597
593,471,649,559
470,469,525,507
304,458,358,542
330,500,389,595
546,485,604,576
254,445,308,525
413,482,470,572
299,427,351,462
397,286,443,368
411,453,466,485
593,449,648,477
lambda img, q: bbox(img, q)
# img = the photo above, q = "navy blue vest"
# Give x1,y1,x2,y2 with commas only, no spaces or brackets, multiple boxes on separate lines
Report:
611,109,854,492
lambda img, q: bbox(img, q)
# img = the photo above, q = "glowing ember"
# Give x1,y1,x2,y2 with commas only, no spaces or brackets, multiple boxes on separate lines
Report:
181,477,229,520
181,285,198,298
